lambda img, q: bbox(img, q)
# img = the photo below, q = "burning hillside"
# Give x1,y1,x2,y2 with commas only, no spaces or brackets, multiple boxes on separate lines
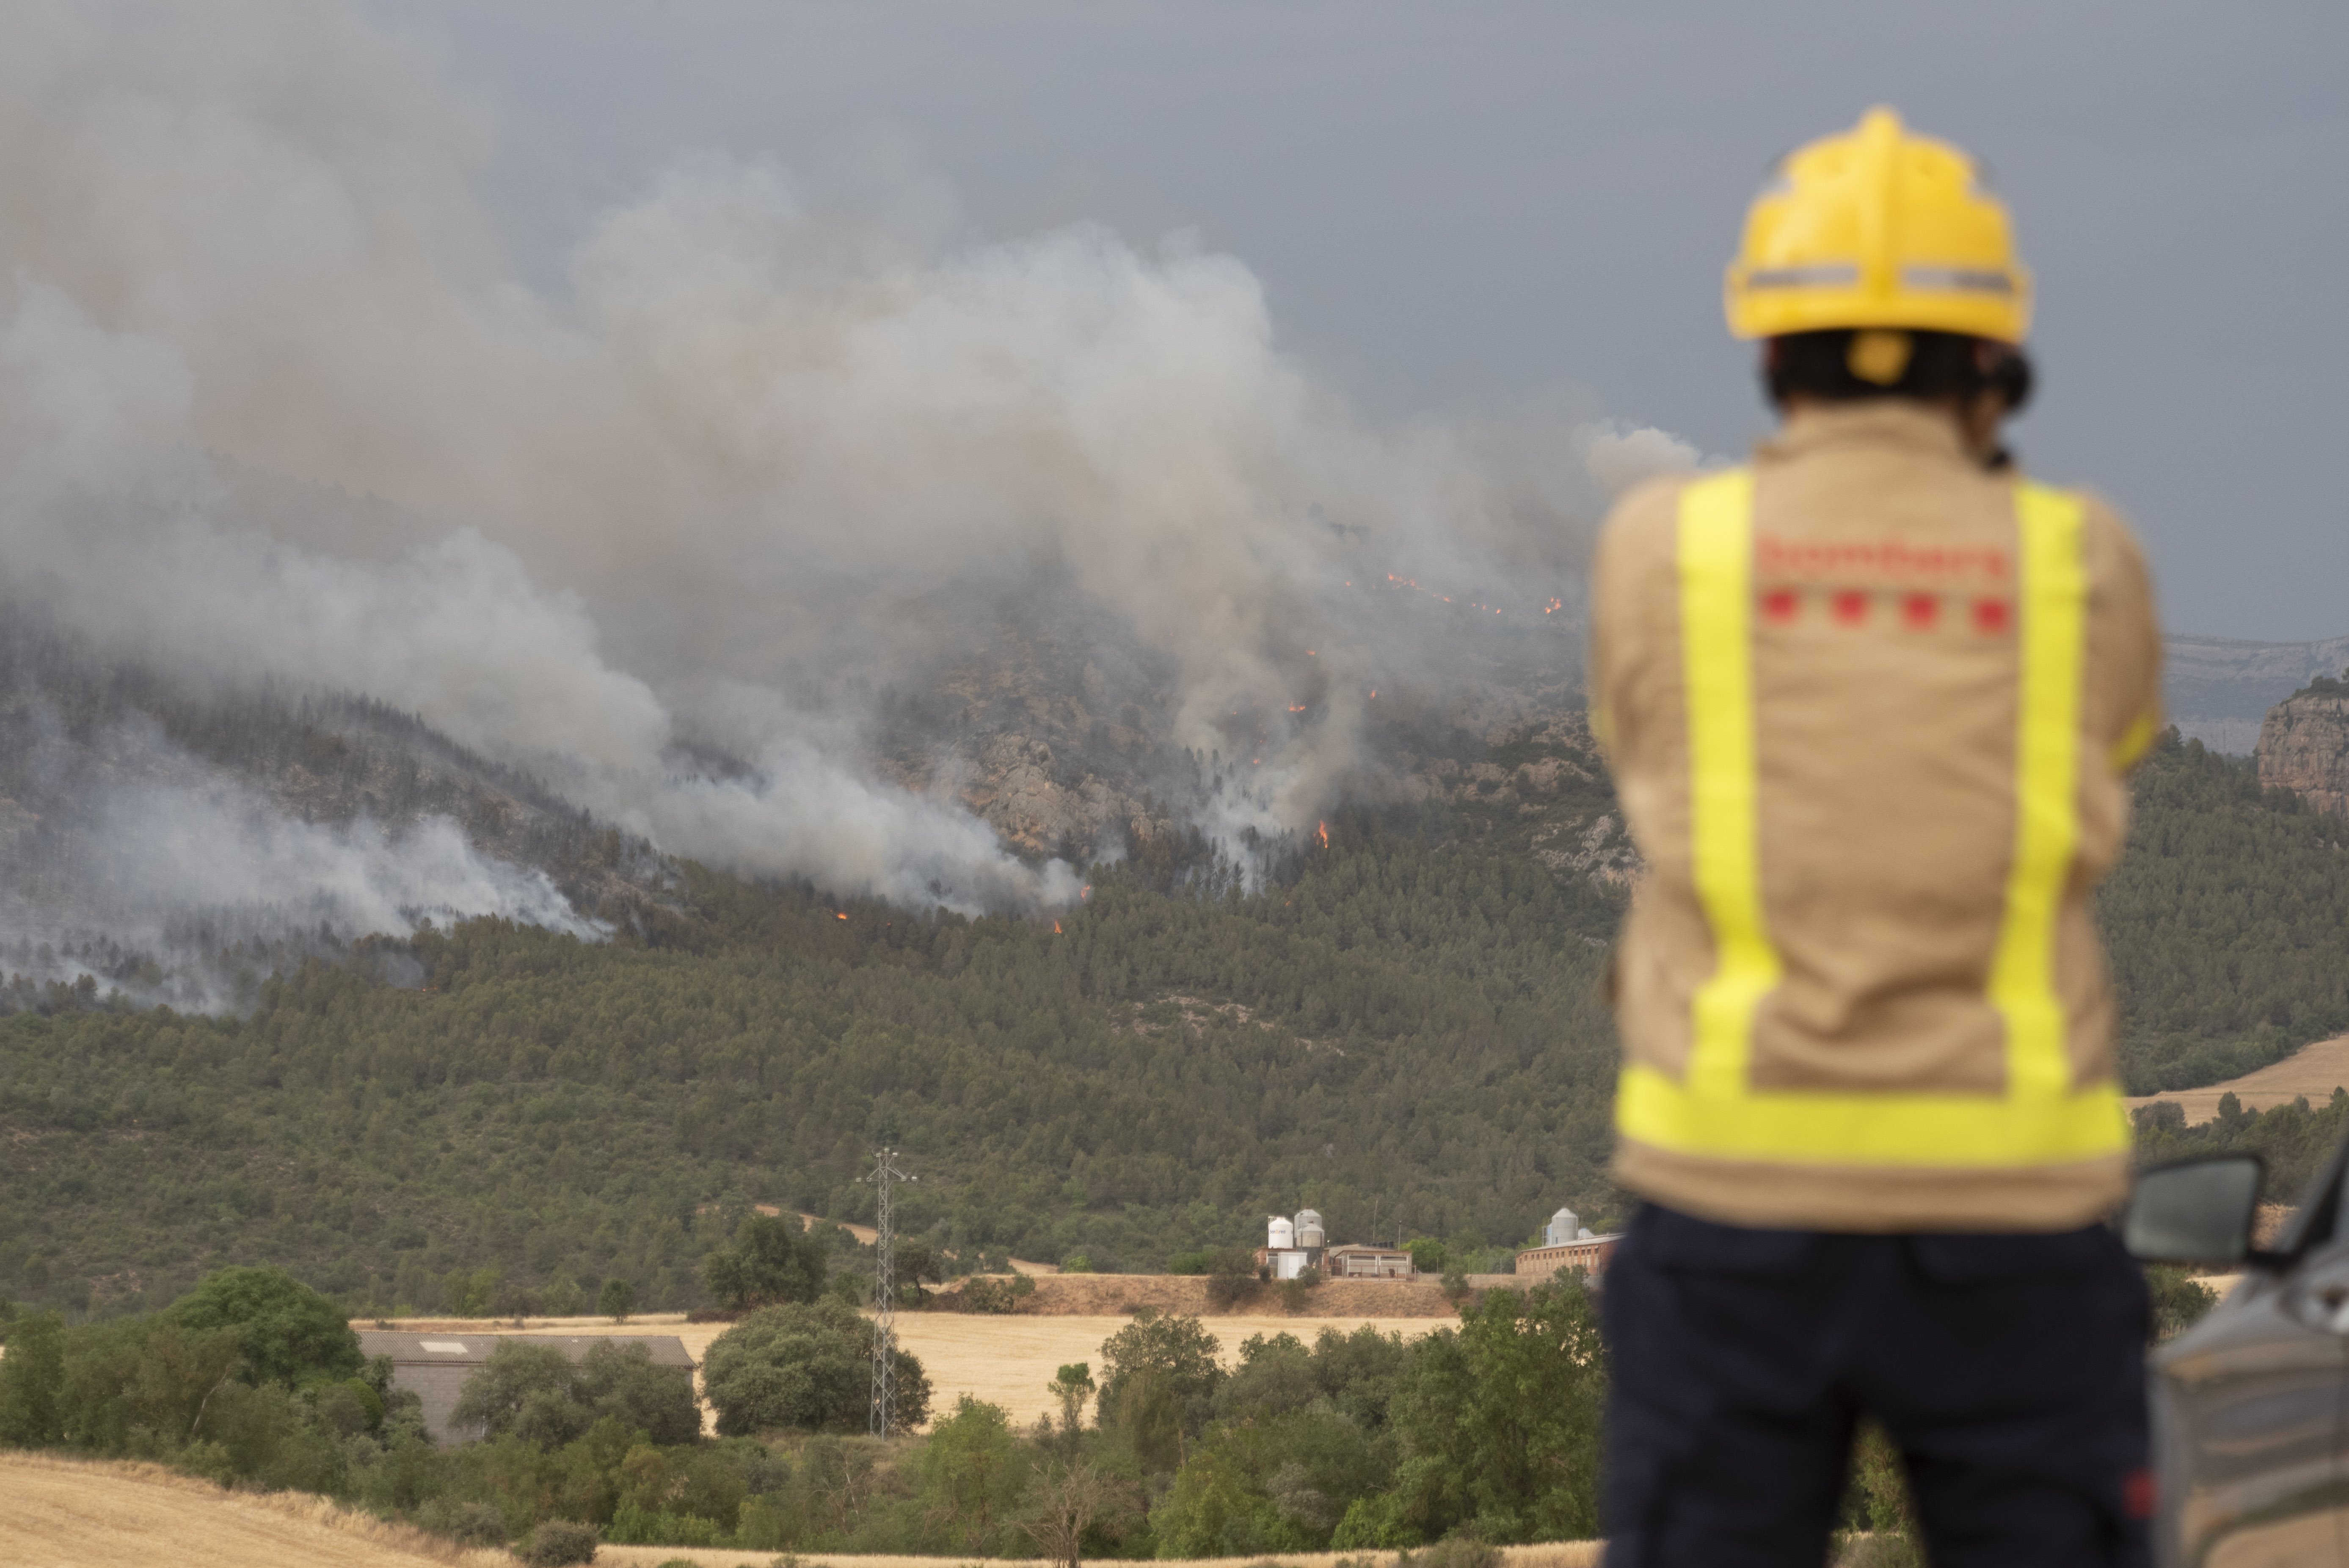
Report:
0,0,1696,988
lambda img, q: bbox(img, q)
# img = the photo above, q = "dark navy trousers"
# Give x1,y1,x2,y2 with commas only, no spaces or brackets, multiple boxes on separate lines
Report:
1601,1204,2151,1568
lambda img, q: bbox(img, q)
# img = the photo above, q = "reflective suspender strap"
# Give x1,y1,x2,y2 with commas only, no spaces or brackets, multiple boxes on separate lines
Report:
1674,469,1776,1100
1993,483,2087,1101
1613,472,2129,1169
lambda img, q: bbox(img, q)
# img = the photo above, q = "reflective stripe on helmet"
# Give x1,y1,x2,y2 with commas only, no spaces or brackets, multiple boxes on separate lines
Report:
1613,469,2128,1168
1743,265,1861,290
1900,265,2019,295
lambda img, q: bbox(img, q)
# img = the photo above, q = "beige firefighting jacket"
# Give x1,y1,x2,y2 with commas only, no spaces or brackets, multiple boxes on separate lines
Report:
1588,400,2162,1231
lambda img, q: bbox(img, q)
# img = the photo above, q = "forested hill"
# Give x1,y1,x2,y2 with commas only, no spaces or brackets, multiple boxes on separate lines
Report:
0,804,1626,1320
2100,728,2349,1091
2,717,2345,1323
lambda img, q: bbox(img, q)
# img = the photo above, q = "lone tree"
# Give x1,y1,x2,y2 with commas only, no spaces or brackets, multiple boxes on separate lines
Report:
168,1266,361,1388
1047,1361,1096,1435
703,1213,829,1312
1095,1309,1224,1472
702,1298,932,1435
1019,1460,1125,1568
598,1278,635,1322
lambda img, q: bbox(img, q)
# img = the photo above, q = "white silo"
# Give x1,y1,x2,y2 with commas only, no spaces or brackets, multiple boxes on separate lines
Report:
1268,1215,1296,1251
1294,1209,1326,1249
1546,1207,1579,1247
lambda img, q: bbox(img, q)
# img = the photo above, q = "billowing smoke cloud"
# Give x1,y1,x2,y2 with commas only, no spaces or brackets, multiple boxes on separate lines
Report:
0,708,600,1011
0,0,1691,931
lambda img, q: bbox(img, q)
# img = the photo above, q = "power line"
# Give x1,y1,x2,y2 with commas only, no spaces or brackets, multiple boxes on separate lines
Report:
860,1147,915,1437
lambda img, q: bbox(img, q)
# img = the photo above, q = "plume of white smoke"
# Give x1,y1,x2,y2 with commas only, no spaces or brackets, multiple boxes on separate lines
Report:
93,782,602,944
0,711,600,1010
0,0,1695,924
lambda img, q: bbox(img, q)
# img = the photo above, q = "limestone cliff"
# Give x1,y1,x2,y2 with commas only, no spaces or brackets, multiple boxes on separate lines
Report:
2256,675,2349,818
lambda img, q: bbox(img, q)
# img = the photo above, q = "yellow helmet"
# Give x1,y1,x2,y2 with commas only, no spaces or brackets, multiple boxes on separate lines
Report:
1725,106,2030,344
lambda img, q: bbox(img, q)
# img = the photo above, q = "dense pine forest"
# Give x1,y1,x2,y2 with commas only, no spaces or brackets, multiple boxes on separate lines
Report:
0,809,1624,1317
1,718,2346,1319
2099,730,2349,1091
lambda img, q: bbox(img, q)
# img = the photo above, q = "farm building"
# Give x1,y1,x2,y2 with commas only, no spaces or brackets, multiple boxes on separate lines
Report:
1323,1244,1415,1279
1514,1208,1621,1281
356,1331,695,1444
1258,1209,1417,1281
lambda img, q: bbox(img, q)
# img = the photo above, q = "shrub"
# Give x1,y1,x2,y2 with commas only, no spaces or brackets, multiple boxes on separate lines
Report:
1399,1538,1502,1568
1166,1250,1215,1275
955,1275,1036,1314
519,1518,599,1566
450,1339,698,1449
1205,1248,1263,1311
2146,1265,2219,1343
415,1497,506,1546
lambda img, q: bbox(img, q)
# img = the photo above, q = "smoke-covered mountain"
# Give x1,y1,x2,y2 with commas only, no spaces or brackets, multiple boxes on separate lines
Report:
0,615,673,1007
0,0,1692,980
2165,632,2349,754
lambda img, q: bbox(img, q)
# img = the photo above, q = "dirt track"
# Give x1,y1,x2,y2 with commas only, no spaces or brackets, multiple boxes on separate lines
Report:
2126,1033,2349,1124
0,1451,1604,1568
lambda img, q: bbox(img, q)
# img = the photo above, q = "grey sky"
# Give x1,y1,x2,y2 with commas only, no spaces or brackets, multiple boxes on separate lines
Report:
372,0,2349,642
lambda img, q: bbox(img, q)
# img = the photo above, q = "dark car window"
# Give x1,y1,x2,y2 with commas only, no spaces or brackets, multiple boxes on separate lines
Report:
2276,1135,2349,1257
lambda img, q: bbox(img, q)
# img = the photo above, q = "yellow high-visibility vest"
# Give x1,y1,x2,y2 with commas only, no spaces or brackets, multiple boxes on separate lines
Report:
1613,468,2130,1168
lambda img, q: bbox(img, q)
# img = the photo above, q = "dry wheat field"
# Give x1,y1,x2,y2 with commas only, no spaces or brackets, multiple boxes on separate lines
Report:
372,1309,1455,1430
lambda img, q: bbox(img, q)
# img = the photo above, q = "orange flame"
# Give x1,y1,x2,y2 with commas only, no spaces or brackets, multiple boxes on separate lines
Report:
1081,885,1092,899
836,912,848,920
1318,821,1329,849
1053,920,1063,934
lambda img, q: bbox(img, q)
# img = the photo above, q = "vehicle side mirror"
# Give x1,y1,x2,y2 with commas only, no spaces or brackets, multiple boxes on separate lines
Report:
2123,1155,2264,1265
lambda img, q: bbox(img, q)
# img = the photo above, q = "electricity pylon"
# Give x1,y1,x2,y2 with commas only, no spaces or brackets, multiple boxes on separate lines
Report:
862,1147,915,1436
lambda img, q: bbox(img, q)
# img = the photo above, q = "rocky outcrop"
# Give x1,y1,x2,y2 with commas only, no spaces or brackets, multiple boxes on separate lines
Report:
2256,677,2349,818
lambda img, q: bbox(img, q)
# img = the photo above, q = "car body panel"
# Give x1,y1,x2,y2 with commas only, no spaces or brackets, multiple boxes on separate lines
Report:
2152,1240,2349,1565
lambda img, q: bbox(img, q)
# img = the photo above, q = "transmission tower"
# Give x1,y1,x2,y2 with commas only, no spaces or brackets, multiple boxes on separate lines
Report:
862,1147,915,1436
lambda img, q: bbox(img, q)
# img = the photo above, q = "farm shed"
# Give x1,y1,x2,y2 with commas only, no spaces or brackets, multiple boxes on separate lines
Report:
1322,1244,1415,1280
1513,1233,1622,1283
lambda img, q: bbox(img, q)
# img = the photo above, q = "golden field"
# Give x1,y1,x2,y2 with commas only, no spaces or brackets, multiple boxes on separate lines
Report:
369,1307,1457,1430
